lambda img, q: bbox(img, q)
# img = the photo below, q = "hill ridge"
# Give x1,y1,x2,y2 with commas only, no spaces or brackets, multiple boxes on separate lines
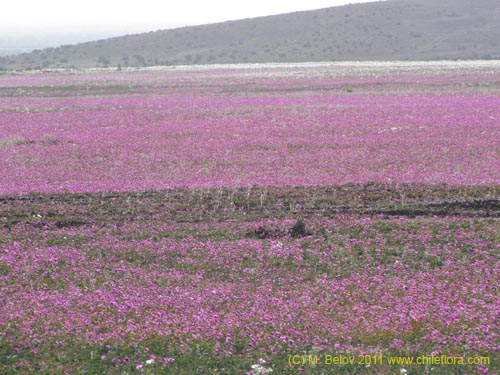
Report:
1,0,500,70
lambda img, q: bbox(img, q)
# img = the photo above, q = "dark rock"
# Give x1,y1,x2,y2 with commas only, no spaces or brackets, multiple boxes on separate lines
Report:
290,220,311,237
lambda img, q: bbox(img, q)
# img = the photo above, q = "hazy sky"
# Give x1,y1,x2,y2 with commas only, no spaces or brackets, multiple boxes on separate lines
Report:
1,0,382,33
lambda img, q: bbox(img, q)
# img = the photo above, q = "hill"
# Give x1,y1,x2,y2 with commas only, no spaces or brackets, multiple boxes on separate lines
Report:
1,0,499,70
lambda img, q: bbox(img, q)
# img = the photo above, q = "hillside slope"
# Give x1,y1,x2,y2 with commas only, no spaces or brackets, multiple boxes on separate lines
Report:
1,0,499,70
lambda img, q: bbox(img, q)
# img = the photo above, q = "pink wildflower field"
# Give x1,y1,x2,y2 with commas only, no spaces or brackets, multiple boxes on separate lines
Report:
0,62,499,374
1,63,499,193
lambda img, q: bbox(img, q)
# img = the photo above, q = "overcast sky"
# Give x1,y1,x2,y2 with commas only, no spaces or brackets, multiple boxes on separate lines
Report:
1,0,383,33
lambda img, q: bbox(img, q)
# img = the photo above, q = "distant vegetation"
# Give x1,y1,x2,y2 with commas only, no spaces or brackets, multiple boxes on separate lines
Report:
1,0,500,70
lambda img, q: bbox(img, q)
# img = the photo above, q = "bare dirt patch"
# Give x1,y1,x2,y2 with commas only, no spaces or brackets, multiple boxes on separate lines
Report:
1,184,498,230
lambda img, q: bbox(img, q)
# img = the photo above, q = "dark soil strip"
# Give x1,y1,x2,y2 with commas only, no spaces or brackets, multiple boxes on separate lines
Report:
1,184,499,228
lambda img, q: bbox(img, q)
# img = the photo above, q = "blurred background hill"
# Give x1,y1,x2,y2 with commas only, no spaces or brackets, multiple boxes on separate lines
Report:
1,0,499,70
